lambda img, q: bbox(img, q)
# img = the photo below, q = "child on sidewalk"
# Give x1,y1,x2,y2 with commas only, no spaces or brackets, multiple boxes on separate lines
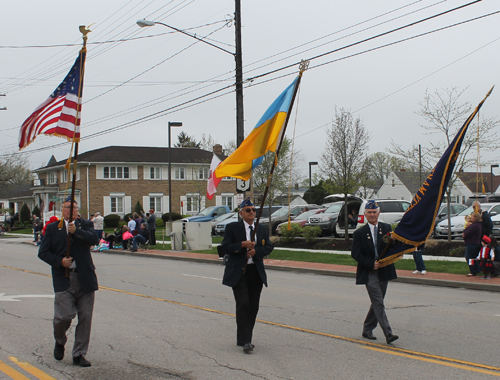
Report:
477,235,495,280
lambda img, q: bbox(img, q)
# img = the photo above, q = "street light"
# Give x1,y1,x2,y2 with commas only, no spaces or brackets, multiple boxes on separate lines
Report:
308,162,318,203
491,164,499,194
168,122,183,221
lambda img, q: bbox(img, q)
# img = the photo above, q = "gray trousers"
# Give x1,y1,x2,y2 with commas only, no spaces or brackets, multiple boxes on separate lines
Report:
363,271,392,337
54,272,95,358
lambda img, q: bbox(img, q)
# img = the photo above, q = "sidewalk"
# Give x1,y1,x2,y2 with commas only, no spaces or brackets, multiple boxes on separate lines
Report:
104,245,500,293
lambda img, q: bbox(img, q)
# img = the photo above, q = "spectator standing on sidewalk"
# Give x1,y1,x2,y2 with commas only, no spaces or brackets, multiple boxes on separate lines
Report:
92,212,104,240
477,235,495,280
463,212,482,277
146,210,157,245
412,244,427,275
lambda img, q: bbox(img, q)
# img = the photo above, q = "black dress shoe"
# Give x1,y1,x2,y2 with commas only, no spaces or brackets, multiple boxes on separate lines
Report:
243,343,254,354
73,355,91,367
362,333,377,340
386,334,399,344
54,342,64,361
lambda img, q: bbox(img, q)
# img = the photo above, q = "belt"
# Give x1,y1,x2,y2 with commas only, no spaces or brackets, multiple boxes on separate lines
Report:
68,268,77,273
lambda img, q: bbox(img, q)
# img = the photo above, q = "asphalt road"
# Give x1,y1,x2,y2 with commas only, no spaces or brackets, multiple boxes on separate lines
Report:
1,237,499,379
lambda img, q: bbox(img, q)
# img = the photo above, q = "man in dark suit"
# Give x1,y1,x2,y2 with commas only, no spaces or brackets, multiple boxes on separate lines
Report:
351,200,398,344
473,201,493,237
220,198,273,354
38,196,99,367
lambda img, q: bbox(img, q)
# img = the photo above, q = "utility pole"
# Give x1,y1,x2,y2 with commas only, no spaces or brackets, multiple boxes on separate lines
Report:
235,0,244,147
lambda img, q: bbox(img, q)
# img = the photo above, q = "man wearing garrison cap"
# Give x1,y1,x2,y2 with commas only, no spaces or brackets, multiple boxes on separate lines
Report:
219,197,273,354
351,200,399,344
38,196,99,367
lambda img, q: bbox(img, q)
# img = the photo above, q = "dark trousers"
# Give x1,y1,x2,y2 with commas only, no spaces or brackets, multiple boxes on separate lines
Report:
465,244,481,274
149,229,156,245
232,264,263,345
54,272,95,357
364,271,392,338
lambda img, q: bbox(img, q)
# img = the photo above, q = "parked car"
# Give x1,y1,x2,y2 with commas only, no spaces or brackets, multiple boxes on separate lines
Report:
179,205,231,223
214,206,283,236
260,204,321,235
435,203,500,239
211,212,236,235
330,198,410,238
465,195,500,206
276,208,326,235
306,201,344,236
491,213,500,239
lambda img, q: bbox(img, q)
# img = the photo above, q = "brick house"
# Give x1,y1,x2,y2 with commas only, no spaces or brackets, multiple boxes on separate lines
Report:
32,145,241,220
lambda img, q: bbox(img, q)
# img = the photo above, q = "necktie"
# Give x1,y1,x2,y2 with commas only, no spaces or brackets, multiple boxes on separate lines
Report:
373,226,378,259
249,225,254,242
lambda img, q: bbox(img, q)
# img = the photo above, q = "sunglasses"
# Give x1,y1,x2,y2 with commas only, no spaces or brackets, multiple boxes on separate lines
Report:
243,208,257,213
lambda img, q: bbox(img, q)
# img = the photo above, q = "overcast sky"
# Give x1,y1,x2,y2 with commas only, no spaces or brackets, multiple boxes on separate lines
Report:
1,0,499,181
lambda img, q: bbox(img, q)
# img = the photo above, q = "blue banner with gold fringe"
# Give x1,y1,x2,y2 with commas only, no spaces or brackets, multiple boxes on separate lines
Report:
379,87,494,267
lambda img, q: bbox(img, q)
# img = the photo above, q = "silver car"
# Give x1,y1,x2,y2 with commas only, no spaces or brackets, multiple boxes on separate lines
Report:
434,203,500,239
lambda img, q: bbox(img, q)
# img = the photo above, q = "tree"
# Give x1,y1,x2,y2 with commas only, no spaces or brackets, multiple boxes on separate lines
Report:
0,152,32,197
389,86,500,241
134,200,143,214
174,131,200,148
199,133,216,151
320,108,370,240
303,180,331,205
20,204,31,223
32,205,41,218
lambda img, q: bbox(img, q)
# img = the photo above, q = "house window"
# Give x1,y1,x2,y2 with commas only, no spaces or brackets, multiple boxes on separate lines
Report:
150,197,162,213
104,166,130,179
198,167,209,180
111,197,124,213
222,195,233,210
186,195,199,212
150,167,161,180
48,172,57,184
391,179,395,188
175,167,185,180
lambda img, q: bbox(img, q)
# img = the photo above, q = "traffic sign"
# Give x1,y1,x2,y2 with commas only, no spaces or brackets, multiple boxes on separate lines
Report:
236,178,250,193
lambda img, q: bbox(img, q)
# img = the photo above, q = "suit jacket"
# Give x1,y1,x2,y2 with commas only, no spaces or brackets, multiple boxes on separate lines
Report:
220,220,273,288
38,218,100,293
351,222,397,285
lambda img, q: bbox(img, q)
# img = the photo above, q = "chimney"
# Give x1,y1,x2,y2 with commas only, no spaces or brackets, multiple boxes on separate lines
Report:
213,144,223,155
400,168,406,172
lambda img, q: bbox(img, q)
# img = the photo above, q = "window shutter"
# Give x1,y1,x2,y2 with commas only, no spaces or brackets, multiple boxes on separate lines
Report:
96,165,103,179
124,196,132,213
201,196,206,209
144,167,150,180
143,196,149,211
215,195,222,206
103,196,111,216
162,196,168,214
161,166,169,180
131,166,138,179
179,196,187,215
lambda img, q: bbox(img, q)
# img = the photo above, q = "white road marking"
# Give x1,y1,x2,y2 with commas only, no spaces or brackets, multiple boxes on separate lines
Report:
0,293,55,302
182,274,221,281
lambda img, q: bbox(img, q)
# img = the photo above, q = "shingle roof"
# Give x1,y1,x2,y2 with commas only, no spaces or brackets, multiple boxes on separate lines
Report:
394,171,430,194
38,146,226,169
457,172,491,193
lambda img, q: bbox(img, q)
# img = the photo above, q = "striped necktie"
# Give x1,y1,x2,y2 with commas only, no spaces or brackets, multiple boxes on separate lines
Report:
373,226,378,259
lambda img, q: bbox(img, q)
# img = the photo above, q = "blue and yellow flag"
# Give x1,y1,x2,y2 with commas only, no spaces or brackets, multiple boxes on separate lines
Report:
379,87,494,267
214,77,299,180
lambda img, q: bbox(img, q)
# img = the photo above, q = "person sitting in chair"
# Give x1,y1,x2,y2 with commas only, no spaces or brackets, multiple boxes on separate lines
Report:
131,223,149,252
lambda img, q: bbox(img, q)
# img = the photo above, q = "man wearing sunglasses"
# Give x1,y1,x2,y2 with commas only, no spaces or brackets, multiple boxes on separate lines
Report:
220,197,273,354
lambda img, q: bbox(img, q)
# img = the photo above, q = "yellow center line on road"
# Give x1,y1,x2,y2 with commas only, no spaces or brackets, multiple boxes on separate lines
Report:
363,346,500,377
9,357,56,380
0,360,30,380
3,264,500,375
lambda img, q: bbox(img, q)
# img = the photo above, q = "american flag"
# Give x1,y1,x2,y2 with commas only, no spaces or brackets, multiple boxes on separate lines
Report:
18,49,86,150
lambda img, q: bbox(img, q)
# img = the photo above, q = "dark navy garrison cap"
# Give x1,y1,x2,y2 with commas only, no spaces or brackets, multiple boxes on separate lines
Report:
240,197,254,208
365,200,379,209
64,195,78,204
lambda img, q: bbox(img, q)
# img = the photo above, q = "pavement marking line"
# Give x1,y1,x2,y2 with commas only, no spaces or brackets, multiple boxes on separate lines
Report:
182,274,221,280
9,357,56,380
363,346,500,377
0,360,31,380
3,264,500,375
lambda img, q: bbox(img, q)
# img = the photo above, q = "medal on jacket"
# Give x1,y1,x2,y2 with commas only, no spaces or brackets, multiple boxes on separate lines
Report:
262,239,265,246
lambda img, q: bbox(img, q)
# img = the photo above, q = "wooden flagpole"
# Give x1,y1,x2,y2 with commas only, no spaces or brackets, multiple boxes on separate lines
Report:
252,60,309,240
65,26,91,274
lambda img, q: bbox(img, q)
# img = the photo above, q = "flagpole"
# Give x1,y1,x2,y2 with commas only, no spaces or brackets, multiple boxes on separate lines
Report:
65,26,90,273
251,61,309,241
